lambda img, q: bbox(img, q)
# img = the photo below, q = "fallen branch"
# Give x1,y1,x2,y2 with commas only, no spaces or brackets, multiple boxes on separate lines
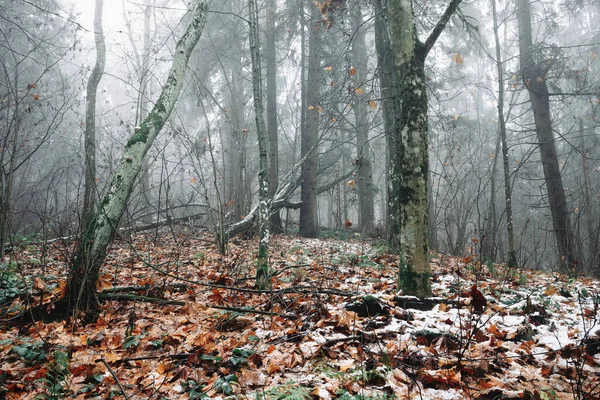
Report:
209,305,297,319
225,165,358,238
97,293,185,305
100,284,189,294
98,356,130,399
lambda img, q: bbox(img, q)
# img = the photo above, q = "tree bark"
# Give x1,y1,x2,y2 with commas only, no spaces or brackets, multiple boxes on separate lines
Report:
387,0,462,297
351,7,375,234
67,2,207,317
492,0,517,268
516,0,576,273
266,0,283,234
373,0,397,235
248,0,272,290
82,0,106,229
299,2,321,238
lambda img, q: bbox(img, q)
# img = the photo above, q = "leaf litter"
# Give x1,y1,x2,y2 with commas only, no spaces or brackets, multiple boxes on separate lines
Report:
1,229,599,399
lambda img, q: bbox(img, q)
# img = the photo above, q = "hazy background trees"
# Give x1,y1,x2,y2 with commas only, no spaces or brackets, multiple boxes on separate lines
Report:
1,0,599,282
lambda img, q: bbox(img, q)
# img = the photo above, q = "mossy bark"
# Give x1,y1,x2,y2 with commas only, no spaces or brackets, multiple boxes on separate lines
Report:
67,2,208,317
385,0,461,296
249,0,271,290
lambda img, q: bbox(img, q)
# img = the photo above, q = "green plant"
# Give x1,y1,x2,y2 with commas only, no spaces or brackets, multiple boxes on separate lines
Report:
259,383,311,400
9,338,46,364
182,380,208,399
0,271,28,305
518,271,528,285
37,349,70,400
213,374,237,395
230,348,253,366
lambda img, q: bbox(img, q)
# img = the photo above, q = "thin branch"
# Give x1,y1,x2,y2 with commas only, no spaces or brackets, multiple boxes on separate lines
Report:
423,0,463,58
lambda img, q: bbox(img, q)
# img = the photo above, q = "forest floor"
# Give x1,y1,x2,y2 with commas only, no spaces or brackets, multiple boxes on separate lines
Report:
1,228,599,399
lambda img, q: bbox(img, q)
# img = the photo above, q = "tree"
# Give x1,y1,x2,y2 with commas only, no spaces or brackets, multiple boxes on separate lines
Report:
491,0,517,268
66,2,208,317
82,0,106,229
386,0,462,296
351,6,375,234
0,0,75,256
299,1,322,238
266,0,283,233
516,0,576,273
248,0,271,289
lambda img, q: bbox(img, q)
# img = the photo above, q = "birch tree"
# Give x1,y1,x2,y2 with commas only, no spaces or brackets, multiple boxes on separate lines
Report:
248,0,271,289
67,1,208,317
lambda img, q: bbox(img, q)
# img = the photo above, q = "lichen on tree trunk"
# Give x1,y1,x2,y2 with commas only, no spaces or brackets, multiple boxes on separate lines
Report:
66,1,208,318
385,0,462,297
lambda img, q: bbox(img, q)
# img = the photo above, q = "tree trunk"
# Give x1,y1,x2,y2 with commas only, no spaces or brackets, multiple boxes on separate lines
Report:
82,0,106,229
373,0,397,236
299,2,321,238
248,0,271,290
387,0,462,297
266,0,283,234
492,0,517,268
516,0,576,273
351,7,375,234
66,2,207,317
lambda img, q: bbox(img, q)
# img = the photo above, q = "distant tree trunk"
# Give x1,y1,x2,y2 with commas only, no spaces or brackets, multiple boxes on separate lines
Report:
351,7,375,234
0,79,18,257
387,0,461,297
248,0,271,290
373,0,397,235
266,0,283,234
82,0,106,229
481,134,500,261
427,171,438,249
224,57,248,222
492,0,517,268
299,2,321,238
66,2,207,317
516,0,576,273
579,118,597,273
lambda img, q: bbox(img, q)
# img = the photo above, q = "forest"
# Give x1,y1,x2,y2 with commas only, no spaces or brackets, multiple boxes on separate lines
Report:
1,0,599,398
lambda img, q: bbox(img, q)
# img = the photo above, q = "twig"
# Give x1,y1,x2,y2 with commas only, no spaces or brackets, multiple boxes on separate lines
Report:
98,356,130,399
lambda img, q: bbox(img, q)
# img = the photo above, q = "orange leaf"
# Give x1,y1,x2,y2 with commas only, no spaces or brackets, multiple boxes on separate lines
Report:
33,277,46,291
266,361,281,374
348,66,356,76
368,100,377,109
355,87,363,95
544,285,557,296
96,273,113,291
451,53,464,64
32,94,40,100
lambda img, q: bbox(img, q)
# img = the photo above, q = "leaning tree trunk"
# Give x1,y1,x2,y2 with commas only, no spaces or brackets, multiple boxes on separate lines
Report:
299,2,321,238
67,2,207,316
387,0,462,297
516,0,576,273
248,0,271,290
492,0,517,268
82,0,106,229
